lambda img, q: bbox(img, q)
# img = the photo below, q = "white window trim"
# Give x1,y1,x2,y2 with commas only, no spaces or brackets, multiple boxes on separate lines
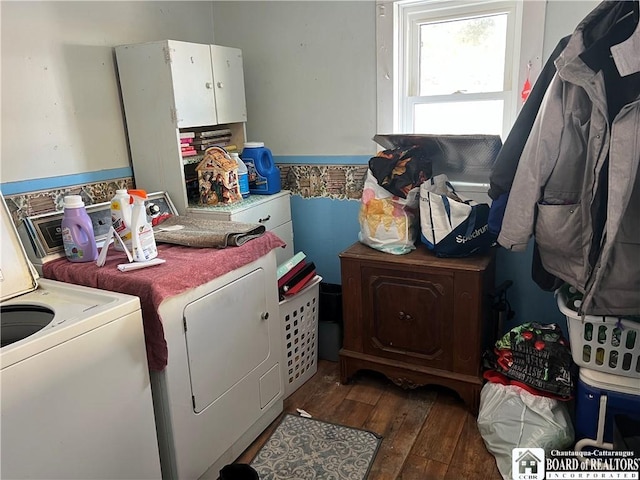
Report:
376,0,546,138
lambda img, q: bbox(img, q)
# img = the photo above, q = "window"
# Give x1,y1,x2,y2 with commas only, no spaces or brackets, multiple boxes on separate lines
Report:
376,0,545,139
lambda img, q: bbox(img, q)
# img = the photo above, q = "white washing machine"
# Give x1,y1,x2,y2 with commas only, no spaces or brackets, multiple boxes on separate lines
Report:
0,194,162,479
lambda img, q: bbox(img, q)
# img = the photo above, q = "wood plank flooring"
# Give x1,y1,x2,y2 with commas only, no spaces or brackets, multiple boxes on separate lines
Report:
235,360,502,479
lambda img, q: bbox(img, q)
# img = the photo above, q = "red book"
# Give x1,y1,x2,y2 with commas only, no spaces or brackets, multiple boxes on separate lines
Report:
181,149,198,157
277,260,307,289
281,262,316,295
284,271,316,296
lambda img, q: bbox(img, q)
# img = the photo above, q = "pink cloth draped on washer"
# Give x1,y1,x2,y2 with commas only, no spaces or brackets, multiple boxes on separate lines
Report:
43,232,285,370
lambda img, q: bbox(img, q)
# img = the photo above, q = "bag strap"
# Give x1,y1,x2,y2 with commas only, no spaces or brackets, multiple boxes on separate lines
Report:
445,180,474,205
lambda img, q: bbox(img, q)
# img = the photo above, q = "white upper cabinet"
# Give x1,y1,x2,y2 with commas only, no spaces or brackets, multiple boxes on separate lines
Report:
115,40,247,129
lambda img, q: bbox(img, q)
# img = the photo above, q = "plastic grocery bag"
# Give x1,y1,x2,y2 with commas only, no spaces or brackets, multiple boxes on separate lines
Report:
419,174,495,257
358,169,420,255
477,381,574,480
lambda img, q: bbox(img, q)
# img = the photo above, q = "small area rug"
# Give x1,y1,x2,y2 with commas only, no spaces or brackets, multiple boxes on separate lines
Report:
250,414,382,480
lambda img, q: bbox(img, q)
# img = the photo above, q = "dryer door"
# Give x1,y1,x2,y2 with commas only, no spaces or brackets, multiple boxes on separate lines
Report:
183,267,269,413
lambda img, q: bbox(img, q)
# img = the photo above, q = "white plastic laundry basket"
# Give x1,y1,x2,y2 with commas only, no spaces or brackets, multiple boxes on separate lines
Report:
280,275,322,397
557,291,640,379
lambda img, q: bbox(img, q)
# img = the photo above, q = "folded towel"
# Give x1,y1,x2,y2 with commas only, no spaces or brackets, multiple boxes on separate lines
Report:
154,215,266,248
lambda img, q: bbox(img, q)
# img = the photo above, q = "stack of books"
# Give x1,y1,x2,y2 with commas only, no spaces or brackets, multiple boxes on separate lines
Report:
180,128,237,156
179,132,197,157
277,252,316,299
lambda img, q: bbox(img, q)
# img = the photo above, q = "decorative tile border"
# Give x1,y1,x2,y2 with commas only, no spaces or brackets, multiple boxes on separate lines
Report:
4,178,134,225
279,164,367,200
4,164,364,225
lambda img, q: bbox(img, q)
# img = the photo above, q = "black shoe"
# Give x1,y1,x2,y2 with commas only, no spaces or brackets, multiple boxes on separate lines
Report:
219,463,259,480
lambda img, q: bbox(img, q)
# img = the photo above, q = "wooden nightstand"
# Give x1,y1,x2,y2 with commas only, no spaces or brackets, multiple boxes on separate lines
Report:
339,242,495,413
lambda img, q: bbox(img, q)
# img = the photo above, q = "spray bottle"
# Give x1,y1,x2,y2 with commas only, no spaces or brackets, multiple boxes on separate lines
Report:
128,189,158,262
110,189,132,251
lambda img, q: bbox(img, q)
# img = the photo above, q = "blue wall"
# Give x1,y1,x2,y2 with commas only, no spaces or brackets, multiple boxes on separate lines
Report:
291,195,568,337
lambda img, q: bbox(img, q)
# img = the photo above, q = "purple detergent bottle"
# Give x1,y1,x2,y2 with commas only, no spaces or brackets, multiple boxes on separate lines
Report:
61,195,98,262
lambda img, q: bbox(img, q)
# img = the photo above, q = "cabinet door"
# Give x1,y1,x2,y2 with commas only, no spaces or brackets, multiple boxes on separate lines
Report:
362,267,454,371
210,45,248,124
168,41,217,128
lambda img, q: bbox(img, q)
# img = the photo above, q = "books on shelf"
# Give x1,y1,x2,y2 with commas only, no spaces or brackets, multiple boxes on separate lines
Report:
192,135,232,146
197,128,232,138
181,149,198,157
179,131,195,139
192,139,233,151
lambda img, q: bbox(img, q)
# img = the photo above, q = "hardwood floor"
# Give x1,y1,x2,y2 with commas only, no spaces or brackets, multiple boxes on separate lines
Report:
236,360,502,479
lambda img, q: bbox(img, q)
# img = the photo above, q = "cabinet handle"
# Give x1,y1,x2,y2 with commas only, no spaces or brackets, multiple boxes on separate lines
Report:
258,215,271,223
398,311,413,322
261,312,269,321
217,82,224,89
205,82,213,89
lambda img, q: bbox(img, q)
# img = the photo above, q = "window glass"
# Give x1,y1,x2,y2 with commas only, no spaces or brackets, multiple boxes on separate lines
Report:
419,13,508,96
414,100,503,134
376,0,545,138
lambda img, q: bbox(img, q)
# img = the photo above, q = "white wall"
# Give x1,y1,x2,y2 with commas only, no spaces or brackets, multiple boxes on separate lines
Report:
0,1,215,185
543,0,600,57
212,1,377,156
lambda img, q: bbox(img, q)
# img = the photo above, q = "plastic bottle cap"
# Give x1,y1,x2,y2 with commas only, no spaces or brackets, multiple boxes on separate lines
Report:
115,189,128,194
244,142,265,148
63,195,85,208
128,189,148,200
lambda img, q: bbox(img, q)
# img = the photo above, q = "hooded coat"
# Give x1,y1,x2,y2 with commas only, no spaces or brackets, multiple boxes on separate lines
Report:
498,0,640,316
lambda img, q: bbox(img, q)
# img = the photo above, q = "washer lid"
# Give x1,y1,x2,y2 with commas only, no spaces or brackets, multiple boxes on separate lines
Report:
1,192,39,302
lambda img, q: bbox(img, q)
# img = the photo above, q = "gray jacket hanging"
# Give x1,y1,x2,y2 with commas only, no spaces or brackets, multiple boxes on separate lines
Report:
498,0,640,316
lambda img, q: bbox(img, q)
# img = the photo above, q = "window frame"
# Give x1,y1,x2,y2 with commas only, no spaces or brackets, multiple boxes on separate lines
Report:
376,0,546,139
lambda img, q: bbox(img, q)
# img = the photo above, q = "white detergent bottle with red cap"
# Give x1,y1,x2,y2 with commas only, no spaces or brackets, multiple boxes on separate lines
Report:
61,195,98,262
128,189,158,262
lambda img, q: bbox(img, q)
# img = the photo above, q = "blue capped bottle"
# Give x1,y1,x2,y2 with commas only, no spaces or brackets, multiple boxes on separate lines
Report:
241,142,281,195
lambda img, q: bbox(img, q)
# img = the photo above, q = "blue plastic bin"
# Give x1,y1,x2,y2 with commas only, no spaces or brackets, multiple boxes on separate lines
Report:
575,367,640,447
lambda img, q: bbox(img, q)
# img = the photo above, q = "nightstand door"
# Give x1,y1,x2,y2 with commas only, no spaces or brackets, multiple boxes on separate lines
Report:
362,266,454,371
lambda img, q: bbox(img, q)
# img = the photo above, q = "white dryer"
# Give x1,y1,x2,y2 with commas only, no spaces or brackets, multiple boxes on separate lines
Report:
150,248,283,480
0,194,161,479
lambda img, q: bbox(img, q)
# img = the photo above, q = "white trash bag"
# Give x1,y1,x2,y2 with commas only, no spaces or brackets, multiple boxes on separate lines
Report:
477,381,574,480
